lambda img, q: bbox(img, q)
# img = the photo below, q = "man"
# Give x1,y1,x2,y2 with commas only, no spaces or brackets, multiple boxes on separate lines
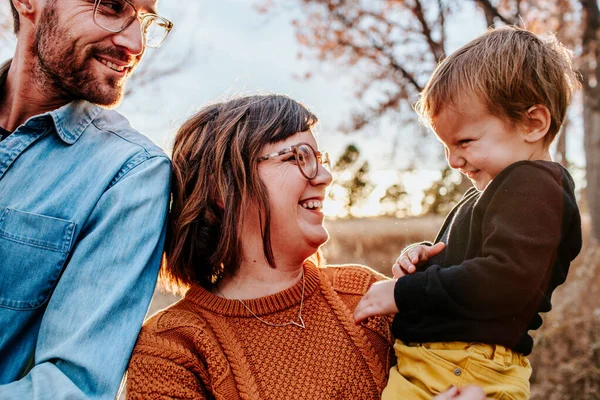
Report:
0,0,173,398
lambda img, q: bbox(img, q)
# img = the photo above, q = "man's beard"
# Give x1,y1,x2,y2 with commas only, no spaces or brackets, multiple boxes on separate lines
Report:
33,4,139,107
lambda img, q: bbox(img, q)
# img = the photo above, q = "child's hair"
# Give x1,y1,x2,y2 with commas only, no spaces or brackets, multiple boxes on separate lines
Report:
163,94,320,293
415,26,578,147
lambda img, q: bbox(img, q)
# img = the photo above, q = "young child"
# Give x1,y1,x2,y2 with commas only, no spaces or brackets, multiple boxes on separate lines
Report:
354,26,582,399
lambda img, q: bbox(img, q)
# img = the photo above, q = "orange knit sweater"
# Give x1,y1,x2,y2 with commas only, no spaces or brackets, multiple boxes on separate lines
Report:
126,263,395,399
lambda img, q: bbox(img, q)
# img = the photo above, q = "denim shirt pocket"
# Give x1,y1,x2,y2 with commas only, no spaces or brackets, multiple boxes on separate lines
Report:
0,208,75,310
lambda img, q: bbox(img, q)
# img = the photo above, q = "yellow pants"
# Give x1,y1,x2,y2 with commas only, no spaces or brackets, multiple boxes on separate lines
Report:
382,340,532,400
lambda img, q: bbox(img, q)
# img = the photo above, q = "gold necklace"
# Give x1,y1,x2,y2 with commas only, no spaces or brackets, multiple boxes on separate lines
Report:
217,269,306,329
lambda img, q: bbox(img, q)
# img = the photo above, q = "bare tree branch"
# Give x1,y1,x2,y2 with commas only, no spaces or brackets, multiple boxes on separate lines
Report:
124,46,193,98
438,0,447,51
411,0,444,62
473,0,518,25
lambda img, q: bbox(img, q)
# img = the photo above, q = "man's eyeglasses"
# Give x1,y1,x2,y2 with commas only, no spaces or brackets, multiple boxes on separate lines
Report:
93,0,173,48
258,142,331,180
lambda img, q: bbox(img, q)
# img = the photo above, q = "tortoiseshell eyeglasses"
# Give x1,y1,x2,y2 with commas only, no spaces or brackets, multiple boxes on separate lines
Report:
258,142,331,180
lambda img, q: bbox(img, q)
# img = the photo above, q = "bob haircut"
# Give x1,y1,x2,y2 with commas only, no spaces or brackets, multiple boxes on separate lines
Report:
415,26,578,147
163,94,321,293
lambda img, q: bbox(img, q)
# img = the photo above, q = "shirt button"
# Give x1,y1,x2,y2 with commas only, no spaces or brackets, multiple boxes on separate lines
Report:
454,368,462,376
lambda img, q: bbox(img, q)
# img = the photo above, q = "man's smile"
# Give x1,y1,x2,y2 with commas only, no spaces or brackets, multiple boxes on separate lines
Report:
95,56,132,73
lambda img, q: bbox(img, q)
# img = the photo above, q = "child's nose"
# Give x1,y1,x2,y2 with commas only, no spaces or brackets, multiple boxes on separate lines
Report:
446,150,464,169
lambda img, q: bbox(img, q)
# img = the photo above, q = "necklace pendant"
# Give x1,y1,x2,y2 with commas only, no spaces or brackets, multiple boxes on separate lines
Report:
225,268,307,329
291,315,305,329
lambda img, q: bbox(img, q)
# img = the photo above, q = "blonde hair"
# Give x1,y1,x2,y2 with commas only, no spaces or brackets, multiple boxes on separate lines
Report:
415,26,578,146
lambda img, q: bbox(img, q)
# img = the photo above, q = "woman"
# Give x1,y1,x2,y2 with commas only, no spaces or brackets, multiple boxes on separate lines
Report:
126,95,395,399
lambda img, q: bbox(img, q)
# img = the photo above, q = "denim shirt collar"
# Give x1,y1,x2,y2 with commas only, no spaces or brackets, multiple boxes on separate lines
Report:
1,59,102,145
47,101,102,144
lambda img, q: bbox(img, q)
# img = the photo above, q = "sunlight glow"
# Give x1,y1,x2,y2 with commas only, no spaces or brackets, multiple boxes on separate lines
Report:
324,169,441,218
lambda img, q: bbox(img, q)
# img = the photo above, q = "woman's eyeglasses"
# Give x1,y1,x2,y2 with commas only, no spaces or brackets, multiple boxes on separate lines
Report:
258,142,331,180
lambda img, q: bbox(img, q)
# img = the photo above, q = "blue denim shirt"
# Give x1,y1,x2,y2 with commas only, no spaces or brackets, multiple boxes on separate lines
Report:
0,61,170,399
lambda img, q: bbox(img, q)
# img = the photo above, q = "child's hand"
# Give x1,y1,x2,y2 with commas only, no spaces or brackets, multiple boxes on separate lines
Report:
392,242,446,278
433,385,487,400
353,280,398,324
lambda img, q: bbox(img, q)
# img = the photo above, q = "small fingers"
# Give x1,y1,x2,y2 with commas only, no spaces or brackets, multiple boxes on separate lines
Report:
353,310,365,325
353,280,398,324
456,385,486,400
424,242,446,258
432,386,458,400
392,263,407,278
353,298,373,324
399,255,416,274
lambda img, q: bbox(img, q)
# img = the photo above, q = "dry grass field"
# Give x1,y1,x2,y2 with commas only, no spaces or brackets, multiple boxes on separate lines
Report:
143,214,600,399
321,215,445,274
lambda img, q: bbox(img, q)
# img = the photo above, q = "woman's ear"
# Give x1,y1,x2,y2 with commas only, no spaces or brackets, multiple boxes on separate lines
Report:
521,105,551,144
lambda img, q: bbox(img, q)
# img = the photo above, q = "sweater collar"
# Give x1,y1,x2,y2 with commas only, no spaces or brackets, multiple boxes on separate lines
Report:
185,260,321,317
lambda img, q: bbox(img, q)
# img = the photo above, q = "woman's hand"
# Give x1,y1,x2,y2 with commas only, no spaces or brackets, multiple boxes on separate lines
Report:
392,242,446,277
353,280,398,324
433,385,487,400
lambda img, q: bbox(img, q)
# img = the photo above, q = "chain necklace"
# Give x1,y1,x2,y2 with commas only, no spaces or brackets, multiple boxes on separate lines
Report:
217,269,306,329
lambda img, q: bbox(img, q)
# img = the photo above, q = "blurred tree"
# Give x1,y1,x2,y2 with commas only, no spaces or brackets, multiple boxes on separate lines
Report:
275,0,450,134
333,143,361,170
421,166,471,215
555,120,569,168
579,0,600,242
379,181,411,217
331,144,375,217
123,48,192,97
342,161,374,215
260,0,600,241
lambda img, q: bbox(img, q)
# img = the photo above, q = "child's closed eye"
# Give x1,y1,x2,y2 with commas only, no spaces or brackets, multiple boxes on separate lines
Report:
283,155,298,163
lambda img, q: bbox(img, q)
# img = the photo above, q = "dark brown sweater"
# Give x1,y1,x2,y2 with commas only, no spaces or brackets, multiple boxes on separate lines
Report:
393,160,582,355
126,262,395,399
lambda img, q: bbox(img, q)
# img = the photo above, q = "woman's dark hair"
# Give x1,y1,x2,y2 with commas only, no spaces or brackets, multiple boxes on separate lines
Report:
163,94,319,294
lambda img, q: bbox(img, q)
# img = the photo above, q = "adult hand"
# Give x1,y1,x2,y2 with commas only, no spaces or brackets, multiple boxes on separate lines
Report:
392,242,446,277
433,385,487,400
353,280,398,324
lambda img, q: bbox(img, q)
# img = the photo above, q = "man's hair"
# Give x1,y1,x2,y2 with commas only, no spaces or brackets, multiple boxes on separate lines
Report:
163,94,321,294
415,26,578,146
9,0,19,34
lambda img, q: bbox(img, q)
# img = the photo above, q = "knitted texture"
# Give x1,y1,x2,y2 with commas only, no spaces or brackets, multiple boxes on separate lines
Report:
126,263,395,399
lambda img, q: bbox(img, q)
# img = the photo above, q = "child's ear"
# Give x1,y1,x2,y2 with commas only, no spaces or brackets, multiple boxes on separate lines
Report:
521,105,551,143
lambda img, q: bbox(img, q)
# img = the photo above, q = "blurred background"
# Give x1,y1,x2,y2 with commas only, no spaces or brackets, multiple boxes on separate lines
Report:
1,1,599,399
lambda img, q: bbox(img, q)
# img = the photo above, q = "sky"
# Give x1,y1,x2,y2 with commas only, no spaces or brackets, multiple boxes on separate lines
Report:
0,1,586,217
